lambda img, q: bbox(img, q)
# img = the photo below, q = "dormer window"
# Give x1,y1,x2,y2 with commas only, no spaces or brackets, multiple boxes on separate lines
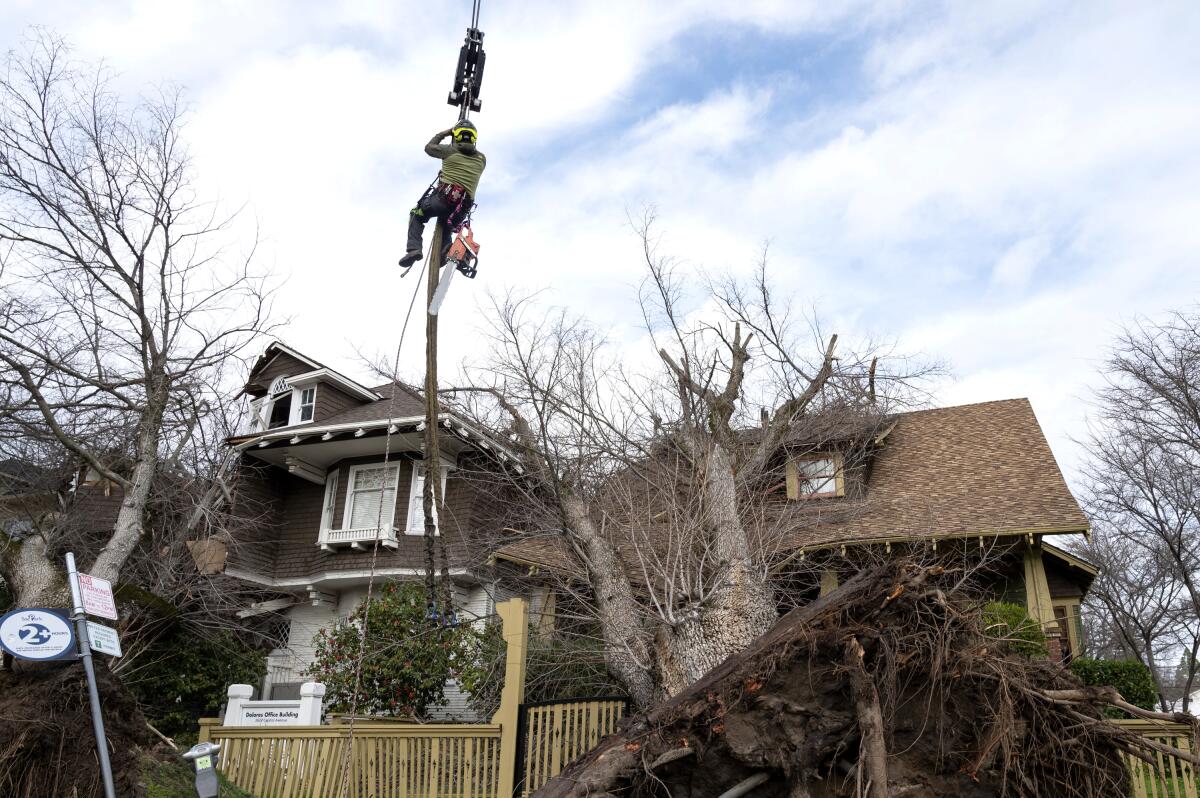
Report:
268,396,292,429
786,453,844,499
296,387,316,423
265,376,293,429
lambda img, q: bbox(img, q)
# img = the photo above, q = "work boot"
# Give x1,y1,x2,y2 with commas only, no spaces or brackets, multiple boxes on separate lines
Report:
398,250,422,268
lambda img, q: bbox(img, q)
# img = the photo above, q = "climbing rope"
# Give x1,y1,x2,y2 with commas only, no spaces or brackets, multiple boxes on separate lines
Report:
335,3,488,789
335,230,434,798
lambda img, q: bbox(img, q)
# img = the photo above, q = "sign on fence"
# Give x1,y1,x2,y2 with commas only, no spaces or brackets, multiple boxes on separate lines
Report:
223,682,325,726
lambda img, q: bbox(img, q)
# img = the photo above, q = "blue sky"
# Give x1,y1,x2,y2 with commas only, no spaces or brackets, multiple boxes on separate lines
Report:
2,0,1199,481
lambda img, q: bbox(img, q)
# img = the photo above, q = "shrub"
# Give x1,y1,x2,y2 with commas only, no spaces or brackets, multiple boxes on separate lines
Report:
307,581,478,718
982,601,1048,658
1070,657,1158,712
124,627,266,744
461,624,626,717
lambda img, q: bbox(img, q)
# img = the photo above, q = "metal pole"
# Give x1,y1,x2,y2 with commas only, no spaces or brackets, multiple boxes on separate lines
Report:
66,552,117,798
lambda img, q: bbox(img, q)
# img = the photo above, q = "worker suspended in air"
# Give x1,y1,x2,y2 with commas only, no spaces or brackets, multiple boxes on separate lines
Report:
398,120,486,270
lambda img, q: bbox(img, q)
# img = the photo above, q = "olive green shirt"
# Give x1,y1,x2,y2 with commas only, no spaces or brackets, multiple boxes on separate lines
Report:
425,134,486,197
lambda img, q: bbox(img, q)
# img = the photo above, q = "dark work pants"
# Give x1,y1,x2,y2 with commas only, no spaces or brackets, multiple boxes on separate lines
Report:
406,191,465,263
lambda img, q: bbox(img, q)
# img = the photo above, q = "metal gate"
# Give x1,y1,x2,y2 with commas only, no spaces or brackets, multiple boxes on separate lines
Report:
514,696,630,798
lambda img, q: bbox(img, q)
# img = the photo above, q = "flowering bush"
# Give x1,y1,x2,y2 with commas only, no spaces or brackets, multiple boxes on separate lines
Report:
307,581,479,718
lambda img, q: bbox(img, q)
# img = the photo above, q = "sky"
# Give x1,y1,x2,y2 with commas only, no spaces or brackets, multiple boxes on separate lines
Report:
2,0,1198,482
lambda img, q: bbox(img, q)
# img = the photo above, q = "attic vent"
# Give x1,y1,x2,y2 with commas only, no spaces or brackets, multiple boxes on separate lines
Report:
269,376,291,396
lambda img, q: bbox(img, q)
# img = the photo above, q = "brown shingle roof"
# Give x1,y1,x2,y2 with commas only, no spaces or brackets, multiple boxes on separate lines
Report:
494,398,1089,572
775,398,1088,551
315,383,428,426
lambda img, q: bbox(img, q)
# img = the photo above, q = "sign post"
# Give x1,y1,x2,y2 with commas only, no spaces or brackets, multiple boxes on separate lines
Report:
66,552,117,798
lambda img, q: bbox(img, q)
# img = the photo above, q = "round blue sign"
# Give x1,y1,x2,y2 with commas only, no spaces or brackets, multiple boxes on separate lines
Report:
0,608,75,661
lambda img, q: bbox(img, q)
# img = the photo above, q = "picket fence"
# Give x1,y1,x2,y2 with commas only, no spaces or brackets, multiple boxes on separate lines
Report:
1115,719,1198,798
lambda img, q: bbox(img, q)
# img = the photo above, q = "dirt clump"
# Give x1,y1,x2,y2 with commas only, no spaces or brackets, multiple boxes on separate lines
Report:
0,658,154,797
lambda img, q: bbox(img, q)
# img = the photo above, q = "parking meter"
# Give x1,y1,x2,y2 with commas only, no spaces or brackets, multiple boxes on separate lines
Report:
182,741,222,798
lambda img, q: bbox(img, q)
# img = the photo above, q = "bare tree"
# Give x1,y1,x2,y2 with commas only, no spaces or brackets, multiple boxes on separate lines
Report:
1076,525,1195,710
0,32,272,606
1078,310,1200,712
447,213,935,704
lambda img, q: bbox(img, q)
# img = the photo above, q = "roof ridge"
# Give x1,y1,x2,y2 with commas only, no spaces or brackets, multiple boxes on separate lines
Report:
894,397,1031,417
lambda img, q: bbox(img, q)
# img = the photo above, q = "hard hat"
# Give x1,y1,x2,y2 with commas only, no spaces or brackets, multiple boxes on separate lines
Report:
452,120,478,144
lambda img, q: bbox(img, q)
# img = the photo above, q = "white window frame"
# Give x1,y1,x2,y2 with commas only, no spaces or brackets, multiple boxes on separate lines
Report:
247,396,267,432
404,465,450,535
319,468,340,531
341,463,401,532
290,385,317,425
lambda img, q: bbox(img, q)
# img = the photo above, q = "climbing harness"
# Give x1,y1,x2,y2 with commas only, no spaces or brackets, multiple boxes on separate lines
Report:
399,181,479,282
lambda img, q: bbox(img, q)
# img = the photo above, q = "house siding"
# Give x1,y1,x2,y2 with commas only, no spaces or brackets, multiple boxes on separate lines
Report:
314,384,362,423
227,459,284,577
254,352,315,392
1044,553,1087,599
259,451,505,583
273,472,331,580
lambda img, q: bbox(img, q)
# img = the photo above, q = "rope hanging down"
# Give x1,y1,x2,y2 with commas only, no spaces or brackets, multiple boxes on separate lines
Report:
336,5,489,793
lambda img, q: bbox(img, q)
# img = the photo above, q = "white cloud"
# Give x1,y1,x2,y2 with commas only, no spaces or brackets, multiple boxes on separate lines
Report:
3,0,1199,482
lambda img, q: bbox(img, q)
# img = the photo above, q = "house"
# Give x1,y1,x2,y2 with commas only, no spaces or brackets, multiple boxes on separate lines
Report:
220,343,526,707
220,344,1095,707
494,398,1096,662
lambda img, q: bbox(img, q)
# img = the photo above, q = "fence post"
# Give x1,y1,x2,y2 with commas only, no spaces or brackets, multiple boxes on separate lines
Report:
492,597,529,798
197,717,218,744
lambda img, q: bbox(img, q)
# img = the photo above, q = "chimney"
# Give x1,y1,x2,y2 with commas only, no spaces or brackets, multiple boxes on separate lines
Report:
760,408,769,429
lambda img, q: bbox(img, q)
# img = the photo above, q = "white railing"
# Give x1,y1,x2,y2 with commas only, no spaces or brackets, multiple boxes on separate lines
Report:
318,525,399,551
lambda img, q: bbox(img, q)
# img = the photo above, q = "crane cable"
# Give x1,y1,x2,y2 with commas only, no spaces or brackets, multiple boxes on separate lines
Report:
334,2,485,791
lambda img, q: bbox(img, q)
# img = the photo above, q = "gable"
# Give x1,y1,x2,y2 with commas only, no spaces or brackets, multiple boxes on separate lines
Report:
245,351,320,398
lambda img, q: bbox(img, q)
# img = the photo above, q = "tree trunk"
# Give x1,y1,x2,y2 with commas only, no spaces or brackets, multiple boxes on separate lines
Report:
0,530,68,608
656,442,776,695
845,637,889,798
89,402,164,583
562,495,656,706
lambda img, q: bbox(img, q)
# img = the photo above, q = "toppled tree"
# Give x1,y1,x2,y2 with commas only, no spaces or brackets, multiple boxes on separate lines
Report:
445,216,936,706
0,31,271,606
0,31,276,796
538,561,1200,798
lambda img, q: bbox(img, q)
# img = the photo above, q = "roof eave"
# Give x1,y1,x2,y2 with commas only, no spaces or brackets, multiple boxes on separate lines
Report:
771,523,1091,572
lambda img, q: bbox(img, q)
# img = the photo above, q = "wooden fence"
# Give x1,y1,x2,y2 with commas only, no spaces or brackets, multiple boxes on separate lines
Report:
199,720,503,798
199,598,530,798
1115,719,1198,798
515,697,628,798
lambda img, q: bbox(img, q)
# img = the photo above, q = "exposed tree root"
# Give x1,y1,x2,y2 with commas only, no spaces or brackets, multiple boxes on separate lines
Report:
535,561,1200,798
0,660,154,798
